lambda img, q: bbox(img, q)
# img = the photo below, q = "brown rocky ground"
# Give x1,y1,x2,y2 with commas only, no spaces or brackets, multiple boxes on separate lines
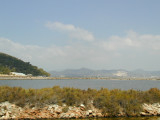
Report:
1,101,160,119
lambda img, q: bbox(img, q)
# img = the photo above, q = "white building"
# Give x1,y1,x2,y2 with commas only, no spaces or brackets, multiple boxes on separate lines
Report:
10,72,26,76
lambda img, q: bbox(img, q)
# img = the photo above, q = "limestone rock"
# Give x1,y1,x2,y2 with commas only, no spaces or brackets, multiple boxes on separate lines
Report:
2,101,160,119
141,103,160,116
0,101,22,119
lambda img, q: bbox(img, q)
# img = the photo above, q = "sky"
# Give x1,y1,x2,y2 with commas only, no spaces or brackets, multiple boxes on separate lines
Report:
0,0,160,71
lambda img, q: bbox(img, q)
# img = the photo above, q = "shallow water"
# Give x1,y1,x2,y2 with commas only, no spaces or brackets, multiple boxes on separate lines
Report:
0,79,160,90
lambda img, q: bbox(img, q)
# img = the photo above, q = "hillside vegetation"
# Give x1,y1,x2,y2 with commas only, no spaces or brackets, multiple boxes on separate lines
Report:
0,52,50,76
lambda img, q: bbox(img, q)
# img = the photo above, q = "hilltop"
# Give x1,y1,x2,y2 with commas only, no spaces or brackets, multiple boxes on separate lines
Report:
0,52,50,76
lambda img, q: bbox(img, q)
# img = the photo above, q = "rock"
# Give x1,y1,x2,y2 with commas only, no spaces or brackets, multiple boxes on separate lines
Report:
68,106,73,111
62,104,67,107
140,112,149,116
3,101,160,119
69,113,76,118
80,107,85,111
48,104,59,110
157,109,160,115
6,111,10,118
96,112,103,117
142,103,160,116
80,104,85,108
88,110,92,114
47,104,62,114
85,111,90,116
153,103,160,108
80,104,85,111
55,108,62,114
59,113,66,118
0,101,23,119
92,113,96,117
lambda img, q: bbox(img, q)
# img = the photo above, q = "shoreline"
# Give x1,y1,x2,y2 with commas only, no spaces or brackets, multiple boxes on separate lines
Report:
0,75,160,80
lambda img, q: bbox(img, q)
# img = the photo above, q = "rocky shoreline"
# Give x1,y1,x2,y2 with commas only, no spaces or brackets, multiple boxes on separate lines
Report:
1,101,160,119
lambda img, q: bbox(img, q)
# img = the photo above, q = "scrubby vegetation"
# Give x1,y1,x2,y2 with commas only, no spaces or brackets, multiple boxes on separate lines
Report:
0,86,160,116
0,52,50,76
0,65,15,74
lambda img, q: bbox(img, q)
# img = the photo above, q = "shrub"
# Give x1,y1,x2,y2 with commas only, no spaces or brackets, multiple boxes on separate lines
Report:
0,86,160,116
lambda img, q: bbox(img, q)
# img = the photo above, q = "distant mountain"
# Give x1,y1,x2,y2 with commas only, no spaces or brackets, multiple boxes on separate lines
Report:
50,68,95,77
50,68,160,78
128,70,160,78
0,52,50,76
50,68,126,77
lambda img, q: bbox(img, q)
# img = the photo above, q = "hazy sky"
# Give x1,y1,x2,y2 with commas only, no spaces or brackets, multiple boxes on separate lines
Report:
0,0,160,71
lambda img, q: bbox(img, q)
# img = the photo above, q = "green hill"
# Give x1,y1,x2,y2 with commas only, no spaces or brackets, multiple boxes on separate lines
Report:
0,52,50,76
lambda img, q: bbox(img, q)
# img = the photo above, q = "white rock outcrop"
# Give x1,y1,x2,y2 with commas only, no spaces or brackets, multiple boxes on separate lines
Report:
0,101,22,119
141,103,160,116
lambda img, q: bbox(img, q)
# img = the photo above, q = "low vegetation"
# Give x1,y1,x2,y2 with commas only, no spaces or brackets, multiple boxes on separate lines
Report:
0,65,14,74
0,86,160,116
0,52,50,76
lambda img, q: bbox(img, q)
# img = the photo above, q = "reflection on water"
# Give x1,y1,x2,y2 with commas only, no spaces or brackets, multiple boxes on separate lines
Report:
44,117,160,120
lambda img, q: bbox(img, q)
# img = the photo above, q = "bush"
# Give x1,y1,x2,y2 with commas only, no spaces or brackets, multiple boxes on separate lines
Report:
0,86,160,116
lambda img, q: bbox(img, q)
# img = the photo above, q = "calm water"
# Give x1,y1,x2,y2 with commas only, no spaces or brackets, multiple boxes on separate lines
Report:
0,79,160,90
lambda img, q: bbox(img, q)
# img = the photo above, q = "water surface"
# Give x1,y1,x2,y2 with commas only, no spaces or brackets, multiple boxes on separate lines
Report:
0,79,160,90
